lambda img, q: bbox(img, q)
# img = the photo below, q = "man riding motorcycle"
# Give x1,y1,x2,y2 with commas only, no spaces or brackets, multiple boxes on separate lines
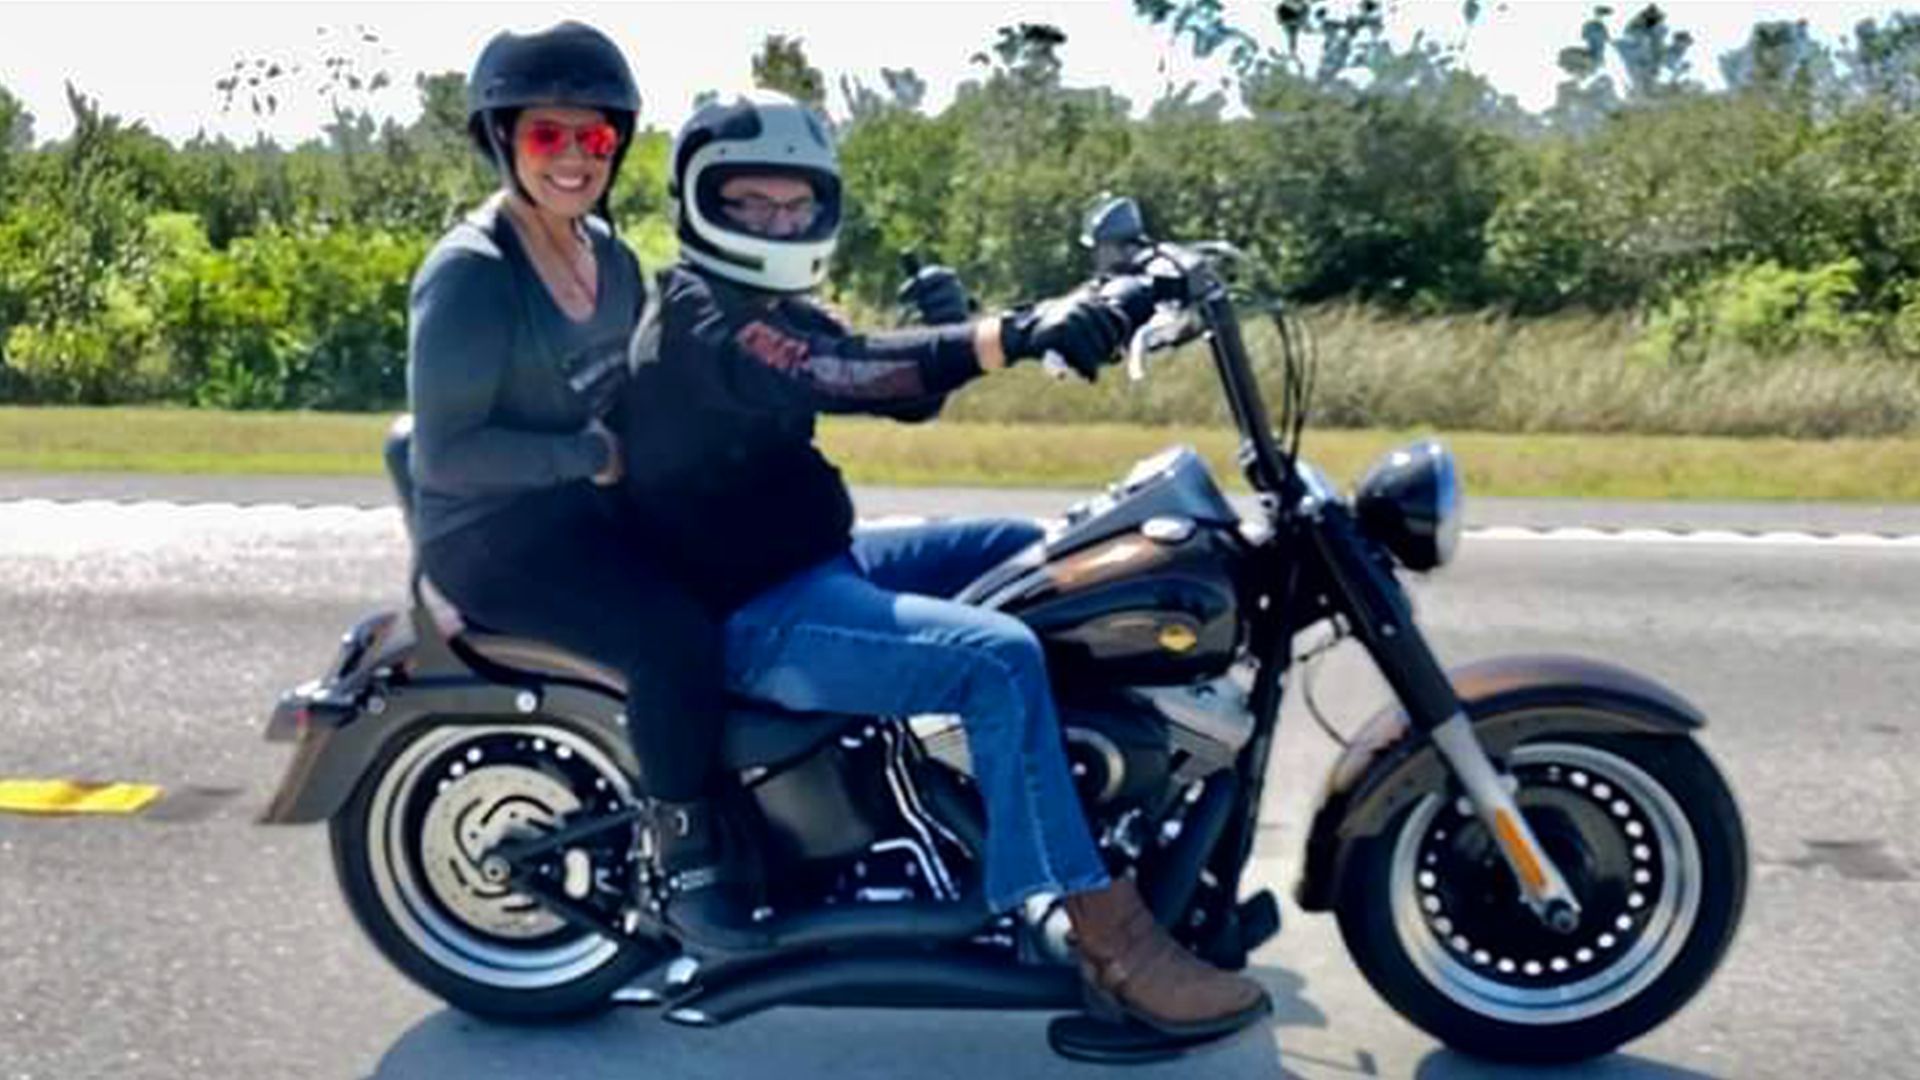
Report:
606,90,1271,1040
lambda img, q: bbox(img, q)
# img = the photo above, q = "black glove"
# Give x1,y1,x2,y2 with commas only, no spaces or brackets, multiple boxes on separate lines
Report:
999,276,1159,381
897,264,974,326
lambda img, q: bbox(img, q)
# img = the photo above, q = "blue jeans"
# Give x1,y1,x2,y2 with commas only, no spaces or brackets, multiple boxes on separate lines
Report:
723,518,1112,913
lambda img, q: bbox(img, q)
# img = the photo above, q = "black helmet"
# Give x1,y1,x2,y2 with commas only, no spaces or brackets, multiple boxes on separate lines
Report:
466,21,641,218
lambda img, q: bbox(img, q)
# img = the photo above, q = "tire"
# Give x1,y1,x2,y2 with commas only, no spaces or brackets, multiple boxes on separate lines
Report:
1335,727,1747,1063
329,719,665,1021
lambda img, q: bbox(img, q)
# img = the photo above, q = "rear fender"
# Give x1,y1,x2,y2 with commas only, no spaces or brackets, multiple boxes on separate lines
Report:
1293,654,1705,912
264,610,410,743
259,606,634,824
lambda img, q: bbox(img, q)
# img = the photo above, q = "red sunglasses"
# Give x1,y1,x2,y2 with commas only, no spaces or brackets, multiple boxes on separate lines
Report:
518,120,621,161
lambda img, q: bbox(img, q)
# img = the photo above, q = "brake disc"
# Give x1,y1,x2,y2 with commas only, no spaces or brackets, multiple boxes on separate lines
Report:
419,764,582,939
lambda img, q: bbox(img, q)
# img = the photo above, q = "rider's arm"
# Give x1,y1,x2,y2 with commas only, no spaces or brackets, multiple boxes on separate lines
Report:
854,316,1006,424
407,248,610,495
658,270,992,419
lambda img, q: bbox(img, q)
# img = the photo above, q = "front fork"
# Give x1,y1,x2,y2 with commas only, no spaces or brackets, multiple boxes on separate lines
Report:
1309,505,1583,931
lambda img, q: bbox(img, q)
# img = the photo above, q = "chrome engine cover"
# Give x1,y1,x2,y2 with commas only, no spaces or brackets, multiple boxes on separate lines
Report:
907,660,1258,803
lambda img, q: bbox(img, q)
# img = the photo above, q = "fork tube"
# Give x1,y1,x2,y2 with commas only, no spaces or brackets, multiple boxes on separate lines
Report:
1308,504,1583,924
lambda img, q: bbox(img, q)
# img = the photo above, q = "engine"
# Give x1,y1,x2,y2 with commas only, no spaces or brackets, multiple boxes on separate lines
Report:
742,722,972,909
909,660,1258,813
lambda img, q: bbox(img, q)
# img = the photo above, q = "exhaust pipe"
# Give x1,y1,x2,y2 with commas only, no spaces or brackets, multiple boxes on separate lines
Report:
666,953,1082,1026
757,896,993,953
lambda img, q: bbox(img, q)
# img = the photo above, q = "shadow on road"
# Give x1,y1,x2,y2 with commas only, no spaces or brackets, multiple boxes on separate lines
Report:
1414,1049,1723,1079
364,966,1324,1080
359,962,1715,1080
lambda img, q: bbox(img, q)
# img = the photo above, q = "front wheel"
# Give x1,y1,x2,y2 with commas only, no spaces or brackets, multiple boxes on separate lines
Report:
1336,728,1747,1063
329,719,664,1020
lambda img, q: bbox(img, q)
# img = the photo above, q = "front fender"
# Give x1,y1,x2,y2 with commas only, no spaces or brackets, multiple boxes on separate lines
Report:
1293,653,1705,912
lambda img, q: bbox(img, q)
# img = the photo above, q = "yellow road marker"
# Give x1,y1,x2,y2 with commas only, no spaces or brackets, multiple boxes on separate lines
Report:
0,779,164,816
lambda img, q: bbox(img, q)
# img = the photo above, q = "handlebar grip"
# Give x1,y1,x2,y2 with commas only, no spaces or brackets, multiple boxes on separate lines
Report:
1149,269,1189,304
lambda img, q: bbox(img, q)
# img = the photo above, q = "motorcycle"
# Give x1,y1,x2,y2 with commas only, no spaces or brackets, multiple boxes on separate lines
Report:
259,197,1747,1066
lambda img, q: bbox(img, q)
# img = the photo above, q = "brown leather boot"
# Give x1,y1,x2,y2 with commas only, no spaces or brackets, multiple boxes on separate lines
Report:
1065,876,1271,1039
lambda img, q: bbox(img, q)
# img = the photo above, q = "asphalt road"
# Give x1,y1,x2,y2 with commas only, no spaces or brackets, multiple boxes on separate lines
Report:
1,485,1916,1080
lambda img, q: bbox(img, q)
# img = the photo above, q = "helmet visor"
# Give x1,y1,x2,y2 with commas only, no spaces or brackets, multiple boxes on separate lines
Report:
694,163,842,243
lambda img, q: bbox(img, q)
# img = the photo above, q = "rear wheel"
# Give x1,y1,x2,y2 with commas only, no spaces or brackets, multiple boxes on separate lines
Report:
330,720,663,1020
1336,727,1746,1063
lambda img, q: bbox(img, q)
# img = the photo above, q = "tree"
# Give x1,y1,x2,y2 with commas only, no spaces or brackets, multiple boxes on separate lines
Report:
977,23,1069,88
1549,4,1698,129
843,66,930,121
1721,20,1834,103
1133,0,1269,79
411,71,471,149
1615,5,1696,98
1843,13,1920,109
936,26,1137,300
0,85,177,402
881,68,929,113
0,85,31,154
1134,0,1493,86
752,35,826,110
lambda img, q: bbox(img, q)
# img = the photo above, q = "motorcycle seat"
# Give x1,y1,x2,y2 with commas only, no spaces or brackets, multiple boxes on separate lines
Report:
385,416,850,771
452,628,852,770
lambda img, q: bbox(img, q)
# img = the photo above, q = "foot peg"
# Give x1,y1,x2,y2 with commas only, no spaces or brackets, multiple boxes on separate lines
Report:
1047,1009,1266,1065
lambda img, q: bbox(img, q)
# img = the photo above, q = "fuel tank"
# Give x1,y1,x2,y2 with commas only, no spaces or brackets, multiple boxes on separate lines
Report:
987,522,1245,686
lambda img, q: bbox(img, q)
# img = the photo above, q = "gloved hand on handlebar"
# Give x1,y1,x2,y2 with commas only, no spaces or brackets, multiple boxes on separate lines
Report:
999,275,1158,381
897,264,974,326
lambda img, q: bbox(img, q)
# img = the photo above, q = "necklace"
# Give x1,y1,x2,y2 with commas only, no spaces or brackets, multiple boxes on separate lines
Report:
505,196,598,317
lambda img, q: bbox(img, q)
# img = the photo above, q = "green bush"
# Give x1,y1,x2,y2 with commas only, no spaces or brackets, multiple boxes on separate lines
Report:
1647,259,1872,363
1893,284,1920,358
150,221,424,409
0,126,164,402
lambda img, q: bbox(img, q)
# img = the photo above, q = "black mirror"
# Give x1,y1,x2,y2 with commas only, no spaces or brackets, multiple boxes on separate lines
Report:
1081,195,1148,273
1081,195,1146,249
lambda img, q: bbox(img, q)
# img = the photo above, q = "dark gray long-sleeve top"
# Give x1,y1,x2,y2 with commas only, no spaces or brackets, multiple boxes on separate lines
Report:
406,198,645,546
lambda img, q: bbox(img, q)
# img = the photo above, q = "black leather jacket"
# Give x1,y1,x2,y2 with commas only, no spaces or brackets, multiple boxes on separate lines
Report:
610,265,984,611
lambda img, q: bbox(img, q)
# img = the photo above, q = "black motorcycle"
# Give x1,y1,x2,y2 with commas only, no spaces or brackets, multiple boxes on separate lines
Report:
260,198,1746,1066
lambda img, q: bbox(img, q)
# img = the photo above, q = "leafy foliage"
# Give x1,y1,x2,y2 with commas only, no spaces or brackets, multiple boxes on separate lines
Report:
5,9,1920,434
752,35,828,110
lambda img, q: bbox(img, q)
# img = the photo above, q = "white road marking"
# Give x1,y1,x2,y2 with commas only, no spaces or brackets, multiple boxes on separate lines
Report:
1470,525,1920,549
3,499,1918,550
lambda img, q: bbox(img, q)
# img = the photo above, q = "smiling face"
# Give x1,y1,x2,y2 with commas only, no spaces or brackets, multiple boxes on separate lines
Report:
511,106,618,218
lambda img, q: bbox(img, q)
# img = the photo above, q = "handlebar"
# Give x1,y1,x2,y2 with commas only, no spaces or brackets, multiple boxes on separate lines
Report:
1104,239,1300,501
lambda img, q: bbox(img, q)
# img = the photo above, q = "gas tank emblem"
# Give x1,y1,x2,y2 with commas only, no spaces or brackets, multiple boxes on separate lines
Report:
1141,516,1196,544
1158,622,1200,653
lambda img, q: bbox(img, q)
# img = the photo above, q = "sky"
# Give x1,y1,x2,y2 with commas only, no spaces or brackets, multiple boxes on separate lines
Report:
0,1,1914,146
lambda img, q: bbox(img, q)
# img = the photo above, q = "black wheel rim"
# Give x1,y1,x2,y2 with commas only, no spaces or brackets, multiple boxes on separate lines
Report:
1389,741,1703,1025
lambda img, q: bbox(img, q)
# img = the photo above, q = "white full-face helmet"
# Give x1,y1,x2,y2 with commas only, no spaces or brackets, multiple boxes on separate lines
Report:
669,90,842,294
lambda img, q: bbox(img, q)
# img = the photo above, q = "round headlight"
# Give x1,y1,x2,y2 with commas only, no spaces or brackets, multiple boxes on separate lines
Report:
1353,440,1464,572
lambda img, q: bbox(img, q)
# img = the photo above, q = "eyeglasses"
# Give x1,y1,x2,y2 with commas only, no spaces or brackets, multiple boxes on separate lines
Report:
721,192,820,232
518,120,621,161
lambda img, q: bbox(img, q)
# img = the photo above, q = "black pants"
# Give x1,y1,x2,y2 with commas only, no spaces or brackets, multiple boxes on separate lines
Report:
419,482,724,802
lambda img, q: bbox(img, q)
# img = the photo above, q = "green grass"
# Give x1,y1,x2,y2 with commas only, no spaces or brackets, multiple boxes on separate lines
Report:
1,405,1916,502
935,305,1920,440
0,407,392,475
